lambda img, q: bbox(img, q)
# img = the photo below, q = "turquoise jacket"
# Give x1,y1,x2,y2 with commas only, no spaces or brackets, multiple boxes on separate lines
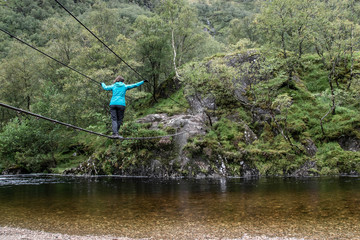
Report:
101,81,144,106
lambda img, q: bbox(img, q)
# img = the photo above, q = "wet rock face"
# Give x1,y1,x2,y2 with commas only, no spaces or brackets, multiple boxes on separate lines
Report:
137,113,207,155
224,50,260,68
1,167,28,175
240,161,260,177
244,124,257,145
63,157,99,175
338,136,360,152
137,113,207,136
137,113,213,177
186,93,216,115
185,93,218,127
290,161,318,177
226,51,262,104
303,139,318,157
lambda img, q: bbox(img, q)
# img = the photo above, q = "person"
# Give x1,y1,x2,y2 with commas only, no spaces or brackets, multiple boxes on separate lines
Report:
101,76,147,138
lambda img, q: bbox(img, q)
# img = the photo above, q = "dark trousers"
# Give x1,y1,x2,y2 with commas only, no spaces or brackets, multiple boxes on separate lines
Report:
110,105,125,134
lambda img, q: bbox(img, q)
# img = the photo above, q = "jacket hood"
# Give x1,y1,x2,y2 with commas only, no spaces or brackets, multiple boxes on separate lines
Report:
114,82,125,87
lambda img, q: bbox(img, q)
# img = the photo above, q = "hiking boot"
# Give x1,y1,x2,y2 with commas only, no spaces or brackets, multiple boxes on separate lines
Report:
112,133,123,139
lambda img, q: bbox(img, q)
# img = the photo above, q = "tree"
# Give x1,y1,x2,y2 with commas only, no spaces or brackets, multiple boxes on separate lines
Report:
344,0,360,91
271,93,295,147
194,0,256,42
42,17,81,65
255,0,318,83
157,0,207,79
312,0,360,115
133,15,171,101
0,0,93,45
0,42,42,112
83,1,122,45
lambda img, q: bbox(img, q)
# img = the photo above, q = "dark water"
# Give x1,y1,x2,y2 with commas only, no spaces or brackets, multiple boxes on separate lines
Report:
0,175,359,239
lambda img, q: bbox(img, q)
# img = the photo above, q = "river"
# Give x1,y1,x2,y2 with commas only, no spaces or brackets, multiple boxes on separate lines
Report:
0,175,359,239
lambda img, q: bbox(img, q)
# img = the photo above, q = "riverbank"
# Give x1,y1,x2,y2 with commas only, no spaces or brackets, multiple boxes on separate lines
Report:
0,226,306,240
0,226,131,240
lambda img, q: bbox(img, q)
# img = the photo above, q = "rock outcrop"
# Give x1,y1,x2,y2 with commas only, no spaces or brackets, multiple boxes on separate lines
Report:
137,113,208,176
338,136,360,152
63,157,99,175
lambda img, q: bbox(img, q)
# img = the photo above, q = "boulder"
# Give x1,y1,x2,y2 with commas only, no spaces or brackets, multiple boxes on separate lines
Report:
137,113,207,161
137,113,208,176
225,51,261,104
244,124,258,145
303,139,318,157
63,157,99,175
290,161,319,177
338,136,360,152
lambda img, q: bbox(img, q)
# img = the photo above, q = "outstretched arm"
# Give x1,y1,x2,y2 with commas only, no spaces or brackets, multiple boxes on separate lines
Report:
101,83,113,91
126,80,145,90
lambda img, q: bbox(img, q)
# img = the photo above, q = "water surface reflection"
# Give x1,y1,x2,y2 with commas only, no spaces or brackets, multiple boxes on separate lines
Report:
0,175,359,239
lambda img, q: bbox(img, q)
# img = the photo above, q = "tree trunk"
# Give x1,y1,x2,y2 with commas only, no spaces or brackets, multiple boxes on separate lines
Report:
347,24,354,91
171,29,181,80
328,61,336,115
270,110,301,152
152,74,157,102
27,95,31,111
320,105,335,137
149,60,160,103
281,31,287,59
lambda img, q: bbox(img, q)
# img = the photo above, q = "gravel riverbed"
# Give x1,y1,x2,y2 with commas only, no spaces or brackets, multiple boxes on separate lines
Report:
0,226,306,240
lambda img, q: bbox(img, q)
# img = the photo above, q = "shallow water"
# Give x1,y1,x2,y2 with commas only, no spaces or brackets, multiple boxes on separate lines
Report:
0,175,359,239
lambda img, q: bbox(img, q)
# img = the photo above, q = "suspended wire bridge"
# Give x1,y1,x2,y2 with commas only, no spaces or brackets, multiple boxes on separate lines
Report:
0,102,185,140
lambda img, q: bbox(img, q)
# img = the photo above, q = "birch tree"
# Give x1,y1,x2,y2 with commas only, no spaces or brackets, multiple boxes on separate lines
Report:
158,0,207,79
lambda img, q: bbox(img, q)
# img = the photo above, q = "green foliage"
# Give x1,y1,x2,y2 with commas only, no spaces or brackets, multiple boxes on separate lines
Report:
136,89,188,117
194,0,257,42
255,0,317,58
0,42,43,111
133,14,172,93
316,142,360,175
301,55,329,92
323,107,360,139
180,59,239,109
0,118,61,172
0,0,94,45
